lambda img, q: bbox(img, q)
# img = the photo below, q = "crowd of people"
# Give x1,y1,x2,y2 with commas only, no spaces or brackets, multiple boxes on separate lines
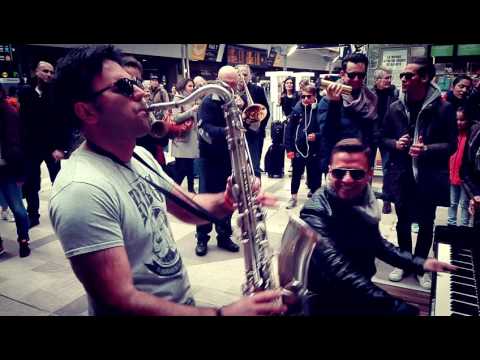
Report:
1,44,480,316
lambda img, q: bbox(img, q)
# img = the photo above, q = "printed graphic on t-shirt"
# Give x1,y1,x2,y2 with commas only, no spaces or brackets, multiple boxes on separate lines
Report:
128,173,183,277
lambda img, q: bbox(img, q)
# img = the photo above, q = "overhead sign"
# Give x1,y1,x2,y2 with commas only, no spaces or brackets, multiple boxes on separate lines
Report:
382,48,408,88
431,45,454,57
458,44,480,56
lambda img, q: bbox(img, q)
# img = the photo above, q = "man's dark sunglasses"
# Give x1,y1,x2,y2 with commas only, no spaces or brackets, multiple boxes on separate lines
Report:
90,78,144,99
331,168,367,181
346,72,366,80
400,72,416,80
301,94,314,99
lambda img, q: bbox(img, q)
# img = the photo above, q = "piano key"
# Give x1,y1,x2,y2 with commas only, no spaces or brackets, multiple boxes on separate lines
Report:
451,260,473,270
453,268,474,278
452,254,473,263
451,282,477,296
434,243,453,316
451,300,479,316
451,275,476,286
451,292,479,305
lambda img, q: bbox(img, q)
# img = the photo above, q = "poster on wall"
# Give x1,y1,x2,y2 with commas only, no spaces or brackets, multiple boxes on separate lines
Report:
190,44,208,61
382,48,408,88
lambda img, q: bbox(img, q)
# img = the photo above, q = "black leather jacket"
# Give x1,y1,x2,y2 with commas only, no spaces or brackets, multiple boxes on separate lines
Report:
299,186,425,315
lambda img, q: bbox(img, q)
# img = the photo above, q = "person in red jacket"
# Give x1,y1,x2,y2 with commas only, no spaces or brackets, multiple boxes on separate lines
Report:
448,107,472,226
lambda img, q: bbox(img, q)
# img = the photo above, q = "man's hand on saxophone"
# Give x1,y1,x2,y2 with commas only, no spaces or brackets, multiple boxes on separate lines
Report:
219,289,287,316
224,176,278,212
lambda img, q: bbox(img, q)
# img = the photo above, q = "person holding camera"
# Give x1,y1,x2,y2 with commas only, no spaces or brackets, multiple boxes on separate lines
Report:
284,85,322,209
380,58,457,289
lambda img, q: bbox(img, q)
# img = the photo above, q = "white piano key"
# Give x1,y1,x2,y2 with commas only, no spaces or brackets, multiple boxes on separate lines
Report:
434,243,452,316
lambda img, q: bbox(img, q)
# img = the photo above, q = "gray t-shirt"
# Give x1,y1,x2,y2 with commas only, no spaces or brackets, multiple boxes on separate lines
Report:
49,144,194,315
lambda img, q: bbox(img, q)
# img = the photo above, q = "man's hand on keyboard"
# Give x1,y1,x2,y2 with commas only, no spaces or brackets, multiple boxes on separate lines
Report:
423,259,458,273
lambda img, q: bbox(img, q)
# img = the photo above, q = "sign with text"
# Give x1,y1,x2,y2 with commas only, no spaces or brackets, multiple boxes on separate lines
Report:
458,44,480,56
227,45,268,67
382,48,408,88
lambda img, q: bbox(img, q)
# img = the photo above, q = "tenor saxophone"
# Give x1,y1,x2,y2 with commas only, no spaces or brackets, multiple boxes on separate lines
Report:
147,83,318,305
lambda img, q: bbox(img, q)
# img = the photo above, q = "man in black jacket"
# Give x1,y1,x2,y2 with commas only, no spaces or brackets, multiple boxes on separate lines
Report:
194,66,241,256
381,58,457,289
371,66,399,214
19,61,70,228
236,64,270,177
300,138,455,315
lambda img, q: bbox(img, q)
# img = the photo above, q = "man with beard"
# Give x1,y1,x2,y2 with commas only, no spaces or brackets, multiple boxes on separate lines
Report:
381,58,457,289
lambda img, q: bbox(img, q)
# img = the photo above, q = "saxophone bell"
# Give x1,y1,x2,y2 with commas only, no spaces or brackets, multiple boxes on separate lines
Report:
145,108,169,138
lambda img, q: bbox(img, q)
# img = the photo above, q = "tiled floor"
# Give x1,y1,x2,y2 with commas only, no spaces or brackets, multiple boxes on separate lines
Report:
0,141,447,316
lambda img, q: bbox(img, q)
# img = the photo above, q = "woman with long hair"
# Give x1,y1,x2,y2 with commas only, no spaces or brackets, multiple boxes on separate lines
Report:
170,78,199,192
280,76,300,119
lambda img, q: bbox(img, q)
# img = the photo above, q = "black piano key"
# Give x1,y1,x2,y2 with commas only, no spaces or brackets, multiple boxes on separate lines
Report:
453,268,475,278
451,312,470,317
451,300,479,316
451,275,476,286
452,254,473,263
451,292,479,306
451,260,473,270
451,282,477,296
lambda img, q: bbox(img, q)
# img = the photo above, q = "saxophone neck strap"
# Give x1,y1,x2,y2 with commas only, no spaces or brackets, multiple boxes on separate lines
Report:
86,141,223,225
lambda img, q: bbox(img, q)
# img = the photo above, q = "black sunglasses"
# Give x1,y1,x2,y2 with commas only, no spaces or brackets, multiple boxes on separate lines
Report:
90,78,144,99
346,72,366,80
331,168,367,181
400,72,416,80
301,94,314,99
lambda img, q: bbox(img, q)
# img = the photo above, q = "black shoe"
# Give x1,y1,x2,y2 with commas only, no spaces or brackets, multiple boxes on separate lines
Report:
19,240,31,258
217,239,240,253
195,241,208,256
0,237,5,256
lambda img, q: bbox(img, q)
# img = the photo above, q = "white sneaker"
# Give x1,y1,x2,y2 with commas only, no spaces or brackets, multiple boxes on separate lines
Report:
417,273,432,290
286,198,297,209
412,223,419,233
388,268,405,282
1,209,15,222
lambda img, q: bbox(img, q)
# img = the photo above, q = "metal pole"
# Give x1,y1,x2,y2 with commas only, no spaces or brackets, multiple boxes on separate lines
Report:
186,44,191,79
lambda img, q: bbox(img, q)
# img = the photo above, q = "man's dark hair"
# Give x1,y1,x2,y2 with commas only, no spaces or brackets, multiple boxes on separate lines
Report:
330,138,371,164
411,57,436,81
302,84,317,96
121,55,143,77
53,45,124,130
453,75,473,87
341,53,369,71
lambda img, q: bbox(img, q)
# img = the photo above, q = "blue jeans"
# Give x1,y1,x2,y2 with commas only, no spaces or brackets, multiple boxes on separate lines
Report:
0,189,8,208
448,184,470,226
0,177,30,240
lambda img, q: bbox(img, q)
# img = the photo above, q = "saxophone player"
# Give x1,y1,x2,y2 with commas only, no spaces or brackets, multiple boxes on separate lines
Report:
48,45,286,316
